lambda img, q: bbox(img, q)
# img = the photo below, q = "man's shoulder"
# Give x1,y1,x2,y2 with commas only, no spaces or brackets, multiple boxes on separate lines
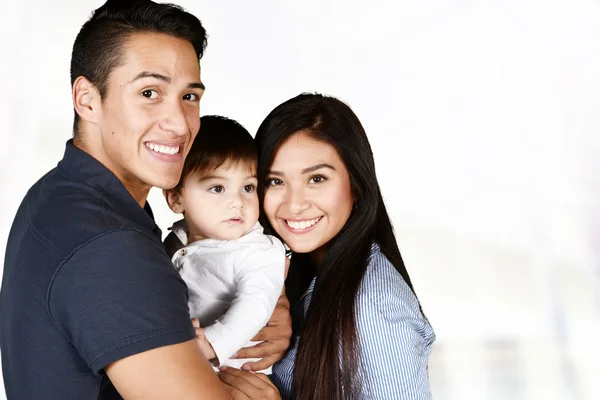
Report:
22,166,143,257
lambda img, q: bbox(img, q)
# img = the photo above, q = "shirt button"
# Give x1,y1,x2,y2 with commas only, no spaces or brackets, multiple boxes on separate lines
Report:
180,249,187,256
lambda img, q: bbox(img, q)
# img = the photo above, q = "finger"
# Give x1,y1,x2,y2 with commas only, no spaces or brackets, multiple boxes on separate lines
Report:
254,373,280,390
241,354,283,372
234,341,273,359
191,318,200,328
195,328,205,338
222,382,251,400
220,367,271,388
252,323,292,346
250,325,288,342
236,337,290,359
219,368,262,394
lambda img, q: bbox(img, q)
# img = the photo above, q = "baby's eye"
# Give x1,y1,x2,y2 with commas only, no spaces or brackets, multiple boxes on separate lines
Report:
243,184,256,193
209,185,224,194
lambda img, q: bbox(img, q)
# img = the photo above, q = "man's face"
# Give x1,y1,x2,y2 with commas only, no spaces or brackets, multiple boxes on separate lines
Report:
94,32,203,193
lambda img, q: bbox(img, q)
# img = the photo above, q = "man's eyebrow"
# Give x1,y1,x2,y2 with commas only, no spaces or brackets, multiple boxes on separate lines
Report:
188,82,206,90
132,71,171,83
301,163,336,174
131,71,205,90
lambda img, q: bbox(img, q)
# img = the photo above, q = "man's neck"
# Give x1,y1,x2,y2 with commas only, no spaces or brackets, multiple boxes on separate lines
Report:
122,182,150,208
73,138,150,208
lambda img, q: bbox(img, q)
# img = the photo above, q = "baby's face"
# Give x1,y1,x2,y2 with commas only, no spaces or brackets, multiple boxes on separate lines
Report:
179,162,259,242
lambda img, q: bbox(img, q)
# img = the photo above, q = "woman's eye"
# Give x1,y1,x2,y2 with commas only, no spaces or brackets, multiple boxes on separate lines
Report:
308,175,327,184
209,185,224,193
183,93,199,101
243,184,256,193
266,178,283,187
142,89,159,99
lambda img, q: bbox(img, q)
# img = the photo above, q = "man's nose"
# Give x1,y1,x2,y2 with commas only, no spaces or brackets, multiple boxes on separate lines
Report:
159,99,188,137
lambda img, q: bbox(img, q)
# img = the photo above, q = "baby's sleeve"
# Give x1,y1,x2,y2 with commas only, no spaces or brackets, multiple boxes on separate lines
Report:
203,238,286,365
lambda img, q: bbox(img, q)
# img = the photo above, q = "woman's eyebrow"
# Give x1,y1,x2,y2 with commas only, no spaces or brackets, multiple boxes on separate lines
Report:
268,163,336,176
301,163,336,174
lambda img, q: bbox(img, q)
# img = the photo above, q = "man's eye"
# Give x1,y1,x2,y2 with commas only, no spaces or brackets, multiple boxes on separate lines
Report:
183,93,199,101
142,90,159,99
209,185,224,193
243,184,256,193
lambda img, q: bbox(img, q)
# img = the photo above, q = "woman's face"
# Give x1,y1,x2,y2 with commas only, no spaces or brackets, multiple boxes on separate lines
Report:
263,131,354,259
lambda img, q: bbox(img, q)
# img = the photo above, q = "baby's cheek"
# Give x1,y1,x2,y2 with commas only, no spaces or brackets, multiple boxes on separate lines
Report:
248,202,261,223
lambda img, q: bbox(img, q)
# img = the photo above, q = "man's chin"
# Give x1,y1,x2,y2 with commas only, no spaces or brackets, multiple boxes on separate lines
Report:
142,170,183,191
152,180,180,190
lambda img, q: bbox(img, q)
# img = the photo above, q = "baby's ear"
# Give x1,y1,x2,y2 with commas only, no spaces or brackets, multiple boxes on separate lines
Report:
163,189,185,214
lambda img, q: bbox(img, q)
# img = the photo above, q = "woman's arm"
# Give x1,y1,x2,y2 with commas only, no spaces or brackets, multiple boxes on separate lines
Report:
355,278,435,399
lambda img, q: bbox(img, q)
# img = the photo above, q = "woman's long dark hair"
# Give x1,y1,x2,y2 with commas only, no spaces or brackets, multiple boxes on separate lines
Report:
255,93,424,400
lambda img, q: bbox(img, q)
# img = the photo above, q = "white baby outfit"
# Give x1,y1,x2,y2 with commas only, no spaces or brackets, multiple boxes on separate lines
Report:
170,219,285,374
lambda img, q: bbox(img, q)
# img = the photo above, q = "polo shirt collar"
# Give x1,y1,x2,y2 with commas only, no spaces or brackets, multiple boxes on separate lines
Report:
57,140,161,238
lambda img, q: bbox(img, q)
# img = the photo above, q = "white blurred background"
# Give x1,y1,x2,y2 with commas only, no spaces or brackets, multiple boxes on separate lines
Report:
1,0,599,398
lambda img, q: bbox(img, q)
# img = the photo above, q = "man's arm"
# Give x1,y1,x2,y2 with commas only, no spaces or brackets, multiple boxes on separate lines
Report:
106,340,227,400
48,229,228,399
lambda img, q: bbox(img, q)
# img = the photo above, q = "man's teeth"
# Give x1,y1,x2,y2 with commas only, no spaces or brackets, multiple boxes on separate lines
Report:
286,217,320,230
146,143,180,155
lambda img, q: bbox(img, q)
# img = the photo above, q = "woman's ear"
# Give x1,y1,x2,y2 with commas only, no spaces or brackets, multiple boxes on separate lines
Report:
163,189,185,214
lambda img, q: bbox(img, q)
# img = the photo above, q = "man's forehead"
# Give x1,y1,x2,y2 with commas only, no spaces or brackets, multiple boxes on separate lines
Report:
118,32,201,81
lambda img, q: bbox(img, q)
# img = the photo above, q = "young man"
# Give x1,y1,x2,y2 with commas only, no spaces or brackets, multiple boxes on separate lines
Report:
0,1,290,399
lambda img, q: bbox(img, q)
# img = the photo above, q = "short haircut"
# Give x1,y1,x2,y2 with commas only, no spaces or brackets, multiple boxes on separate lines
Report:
173,115,257,191
70,0,207,136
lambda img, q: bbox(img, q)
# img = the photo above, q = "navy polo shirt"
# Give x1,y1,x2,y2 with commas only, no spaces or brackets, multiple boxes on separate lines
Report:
0,141,195,399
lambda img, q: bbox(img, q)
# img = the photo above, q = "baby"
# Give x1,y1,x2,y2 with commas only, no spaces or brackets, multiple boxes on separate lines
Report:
163,115,285,374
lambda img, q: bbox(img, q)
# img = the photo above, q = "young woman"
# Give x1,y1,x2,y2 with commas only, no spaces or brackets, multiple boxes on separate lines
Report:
247,93,436,400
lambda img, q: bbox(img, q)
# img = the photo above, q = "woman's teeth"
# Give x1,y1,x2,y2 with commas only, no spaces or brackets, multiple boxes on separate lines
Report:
286,217,321,230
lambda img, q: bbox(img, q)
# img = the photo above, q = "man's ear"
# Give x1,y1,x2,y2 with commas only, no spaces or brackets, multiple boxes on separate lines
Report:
163,189,185,214
72,76,101,125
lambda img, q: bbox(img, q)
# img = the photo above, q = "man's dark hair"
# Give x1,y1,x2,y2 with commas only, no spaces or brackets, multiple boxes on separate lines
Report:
173,115,257,192
70,0,207,136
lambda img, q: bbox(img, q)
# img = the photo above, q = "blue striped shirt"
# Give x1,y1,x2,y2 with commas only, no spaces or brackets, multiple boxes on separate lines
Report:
271,244,435,399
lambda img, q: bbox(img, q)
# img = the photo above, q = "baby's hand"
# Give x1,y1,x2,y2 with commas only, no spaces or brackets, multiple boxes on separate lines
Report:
191,318,216,361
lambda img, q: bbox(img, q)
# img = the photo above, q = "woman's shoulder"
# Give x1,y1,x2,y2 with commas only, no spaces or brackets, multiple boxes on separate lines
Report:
355,243,435,349
356,243,425,323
